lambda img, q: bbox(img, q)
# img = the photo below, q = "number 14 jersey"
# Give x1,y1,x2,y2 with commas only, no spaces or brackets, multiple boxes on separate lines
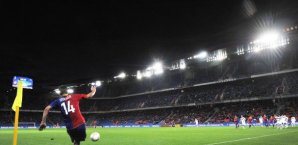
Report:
50,94,87,129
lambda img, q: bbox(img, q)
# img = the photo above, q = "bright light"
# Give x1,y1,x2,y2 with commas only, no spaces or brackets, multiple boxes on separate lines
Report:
54,89,61,94
152,62,163,75
250,30,288,52
67,88,74,94
179,59,186,70
114,72,126,79
136,70,142,80
206,49,227,62
118,72,126,78
236,47,245,55
194,51,208,59
95,81,102,87
257,31,279,43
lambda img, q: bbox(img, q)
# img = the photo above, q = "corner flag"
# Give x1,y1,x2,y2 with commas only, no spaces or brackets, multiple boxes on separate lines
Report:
12,81,23,111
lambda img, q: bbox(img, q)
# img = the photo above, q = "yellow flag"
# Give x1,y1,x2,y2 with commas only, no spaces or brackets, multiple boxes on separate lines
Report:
12,81,23,111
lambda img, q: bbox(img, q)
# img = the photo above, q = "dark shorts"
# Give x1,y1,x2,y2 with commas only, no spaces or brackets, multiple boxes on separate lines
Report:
67,124,86,143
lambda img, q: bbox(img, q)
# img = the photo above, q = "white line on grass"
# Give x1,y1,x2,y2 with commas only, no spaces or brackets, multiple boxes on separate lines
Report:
205,130,298,145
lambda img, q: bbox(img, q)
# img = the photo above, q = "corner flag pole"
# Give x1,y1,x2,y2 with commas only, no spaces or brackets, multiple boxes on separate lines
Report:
12,81,23,145
13,106,20,145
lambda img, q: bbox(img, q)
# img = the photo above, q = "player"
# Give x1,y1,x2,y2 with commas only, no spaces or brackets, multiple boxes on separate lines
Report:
93,120,97,128
269,115,275,128
259,116,263,127
195,118,199,127
39,86,97,145
234,115,239,128
263,114,268,127
291,116,296,127
284,115,289,128
247,115,253,128
240,115,246,129
275,115,282,129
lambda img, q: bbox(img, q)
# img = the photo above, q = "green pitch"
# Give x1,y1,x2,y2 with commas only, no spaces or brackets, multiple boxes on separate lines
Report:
1,127,298,145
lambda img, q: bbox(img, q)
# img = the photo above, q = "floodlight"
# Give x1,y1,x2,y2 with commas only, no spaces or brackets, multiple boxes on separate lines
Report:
54,89,61,94
114,72,126,79
179,59,186,70
194,51,208,59
257,31,279,43
118,72,126,78
252,30,287,51
136,70,142,80
152,62,163,75
67,88,74,94
95,81,102,87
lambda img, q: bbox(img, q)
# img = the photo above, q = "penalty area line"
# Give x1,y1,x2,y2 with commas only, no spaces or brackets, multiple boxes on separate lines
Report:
205,130,298,145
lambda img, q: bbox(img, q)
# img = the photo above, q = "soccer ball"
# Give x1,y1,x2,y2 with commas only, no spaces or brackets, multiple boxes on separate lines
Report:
90,132,100,142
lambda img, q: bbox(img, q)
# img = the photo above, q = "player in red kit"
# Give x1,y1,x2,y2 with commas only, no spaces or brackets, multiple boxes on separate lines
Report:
270,115,275,128
248,116,253,128
263,114,268,127
234,115,239,128
39,86,97,145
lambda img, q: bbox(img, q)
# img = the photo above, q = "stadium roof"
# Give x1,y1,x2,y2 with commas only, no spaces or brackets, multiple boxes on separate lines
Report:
1,0,298,92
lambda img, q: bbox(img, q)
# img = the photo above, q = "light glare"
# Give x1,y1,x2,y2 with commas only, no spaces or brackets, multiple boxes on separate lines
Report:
67,88,74,94
54,89,61,94
137,70,142,80
152,62,163,75
194,51,208,59
95,81,102,86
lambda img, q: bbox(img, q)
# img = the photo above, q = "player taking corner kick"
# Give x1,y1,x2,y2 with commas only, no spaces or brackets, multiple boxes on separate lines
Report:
39,86,97,145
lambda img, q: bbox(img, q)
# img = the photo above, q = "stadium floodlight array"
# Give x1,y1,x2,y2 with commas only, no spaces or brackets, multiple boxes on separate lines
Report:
137,61,164,79
206,49,228,62
52,27,294,93
284,25,298,32
248,31,289,53
236,47,245,55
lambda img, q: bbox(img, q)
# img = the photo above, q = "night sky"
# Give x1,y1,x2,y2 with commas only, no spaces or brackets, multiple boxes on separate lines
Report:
1,0,298,91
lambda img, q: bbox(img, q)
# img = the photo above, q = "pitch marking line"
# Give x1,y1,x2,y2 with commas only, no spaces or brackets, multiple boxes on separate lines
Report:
205,130,298,145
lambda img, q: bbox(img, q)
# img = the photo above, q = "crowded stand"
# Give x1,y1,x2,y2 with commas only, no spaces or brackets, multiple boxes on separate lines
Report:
1,98,298,127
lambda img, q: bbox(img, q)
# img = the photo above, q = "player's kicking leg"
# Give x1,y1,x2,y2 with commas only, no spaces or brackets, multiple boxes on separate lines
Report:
67,124,87,145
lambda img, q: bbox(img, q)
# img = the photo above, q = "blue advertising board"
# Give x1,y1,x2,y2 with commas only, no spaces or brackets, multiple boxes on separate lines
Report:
12,76,33,89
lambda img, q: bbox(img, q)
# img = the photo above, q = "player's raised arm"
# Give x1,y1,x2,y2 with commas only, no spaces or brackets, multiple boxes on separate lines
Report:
85,86,97,98
39,105,52,131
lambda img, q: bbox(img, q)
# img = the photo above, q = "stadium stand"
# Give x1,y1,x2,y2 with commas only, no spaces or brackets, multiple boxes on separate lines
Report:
1,35,298,127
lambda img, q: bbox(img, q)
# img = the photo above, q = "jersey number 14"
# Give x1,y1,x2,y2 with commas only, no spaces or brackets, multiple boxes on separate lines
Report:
61,101,75,115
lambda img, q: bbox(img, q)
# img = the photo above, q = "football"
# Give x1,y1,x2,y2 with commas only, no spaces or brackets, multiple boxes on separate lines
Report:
90,132,100,142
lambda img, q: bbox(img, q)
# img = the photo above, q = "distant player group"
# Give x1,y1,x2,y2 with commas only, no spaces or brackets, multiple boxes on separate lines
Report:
233,114,296,129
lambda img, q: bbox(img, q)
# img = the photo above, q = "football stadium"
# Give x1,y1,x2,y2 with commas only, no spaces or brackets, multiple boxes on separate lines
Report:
1,0,298,145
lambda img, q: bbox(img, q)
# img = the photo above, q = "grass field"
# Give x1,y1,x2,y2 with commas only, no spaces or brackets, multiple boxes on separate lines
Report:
1,127,298,145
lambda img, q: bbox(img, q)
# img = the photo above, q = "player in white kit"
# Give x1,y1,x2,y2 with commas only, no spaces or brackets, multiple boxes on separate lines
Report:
240,115,246,129
195,118,199,127
291,116,296,127
259,116,263,127
284,115,289,128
